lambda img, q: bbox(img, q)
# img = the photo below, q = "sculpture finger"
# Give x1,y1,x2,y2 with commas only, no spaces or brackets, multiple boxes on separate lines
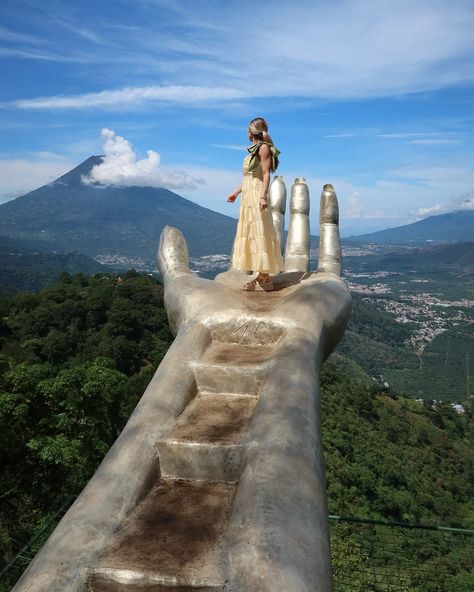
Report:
284,177,310,272
269,176,287,253
317,184,342,276
156,225,193,281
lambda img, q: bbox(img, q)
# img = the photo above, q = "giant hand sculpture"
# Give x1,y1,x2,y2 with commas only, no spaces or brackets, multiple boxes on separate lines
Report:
158,182,348,340
12,183,351,592
157,182,351,591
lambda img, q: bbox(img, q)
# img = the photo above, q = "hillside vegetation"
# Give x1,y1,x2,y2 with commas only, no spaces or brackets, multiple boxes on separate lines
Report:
0,273,472,590
0,272,173,568
322,355,473,527
0,235,108,293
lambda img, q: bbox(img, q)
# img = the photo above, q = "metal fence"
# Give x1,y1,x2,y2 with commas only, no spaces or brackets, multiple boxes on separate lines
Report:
329,515,474,592
0,496,75,592
1,509,473,591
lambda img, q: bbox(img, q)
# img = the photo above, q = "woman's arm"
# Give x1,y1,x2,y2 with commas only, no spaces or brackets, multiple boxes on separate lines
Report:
258,144,271,210
227,183,242,203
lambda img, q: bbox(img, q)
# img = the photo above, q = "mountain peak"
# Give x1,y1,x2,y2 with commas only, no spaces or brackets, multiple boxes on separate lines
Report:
0,156,238,260
350,209,474,244
54,155,104,186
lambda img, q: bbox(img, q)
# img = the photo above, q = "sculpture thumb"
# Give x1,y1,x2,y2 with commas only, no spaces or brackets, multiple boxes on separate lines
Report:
157,225,193,280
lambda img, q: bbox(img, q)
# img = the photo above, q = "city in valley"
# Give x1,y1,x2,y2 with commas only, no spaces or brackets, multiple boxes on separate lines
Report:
93,242,473,405
344,270,472,352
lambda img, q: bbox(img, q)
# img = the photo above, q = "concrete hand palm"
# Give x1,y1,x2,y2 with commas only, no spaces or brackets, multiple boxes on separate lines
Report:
157,184,351,357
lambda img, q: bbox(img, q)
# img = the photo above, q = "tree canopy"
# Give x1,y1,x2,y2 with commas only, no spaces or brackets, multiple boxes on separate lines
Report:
0,272,472,591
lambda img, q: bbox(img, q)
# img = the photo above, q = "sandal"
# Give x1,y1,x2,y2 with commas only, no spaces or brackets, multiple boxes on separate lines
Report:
243,276,274,291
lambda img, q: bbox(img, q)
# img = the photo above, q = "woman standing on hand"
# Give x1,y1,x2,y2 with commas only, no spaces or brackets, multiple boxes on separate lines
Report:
227,117,284,291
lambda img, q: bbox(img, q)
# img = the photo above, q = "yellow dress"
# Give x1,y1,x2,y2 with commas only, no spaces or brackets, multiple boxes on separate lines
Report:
230,152,285,274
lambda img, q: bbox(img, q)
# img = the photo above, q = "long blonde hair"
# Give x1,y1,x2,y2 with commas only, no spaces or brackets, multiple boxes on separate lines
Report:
248,117,274,146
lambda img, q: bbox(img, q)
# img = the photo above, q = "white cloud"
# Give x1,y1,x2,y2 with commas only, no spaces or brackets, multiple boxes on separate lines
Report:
10,86,248,110
391,165,474,190
378,132,462,144
455,194,474,210
346,192,364,218
53,19,105,45
342,191,399,221
414,193,474,219
415,203,447,218
177,0,474,100
254,0,474,98
0,25,45,45
0,157,74,203
0,47,88,63
378,133,426,139
213,144,248,151
4,0,474,109
82,128,204,190
179,166,242,215
409,139,459,145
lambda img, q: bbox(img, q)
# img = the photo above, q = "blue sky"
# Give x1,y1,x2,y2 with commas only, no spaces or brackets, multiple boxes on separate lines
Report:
1,0,473,235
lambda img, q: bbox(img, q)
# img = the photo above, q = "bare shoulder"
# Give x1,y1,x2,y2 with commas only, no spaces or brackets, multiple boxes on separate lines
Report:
258,143,271,157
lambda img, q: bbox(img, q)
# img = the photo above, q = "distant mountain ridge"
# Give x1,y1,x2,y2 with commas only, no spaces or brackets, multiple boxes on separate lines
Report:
0,156,238,261
1,157,472,266
349,210,474,244
345,241,474,275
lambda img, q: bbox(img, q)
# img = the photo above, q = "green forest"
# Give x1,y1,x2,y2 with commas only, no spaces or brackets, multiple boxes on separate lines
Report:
0,272,472,591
